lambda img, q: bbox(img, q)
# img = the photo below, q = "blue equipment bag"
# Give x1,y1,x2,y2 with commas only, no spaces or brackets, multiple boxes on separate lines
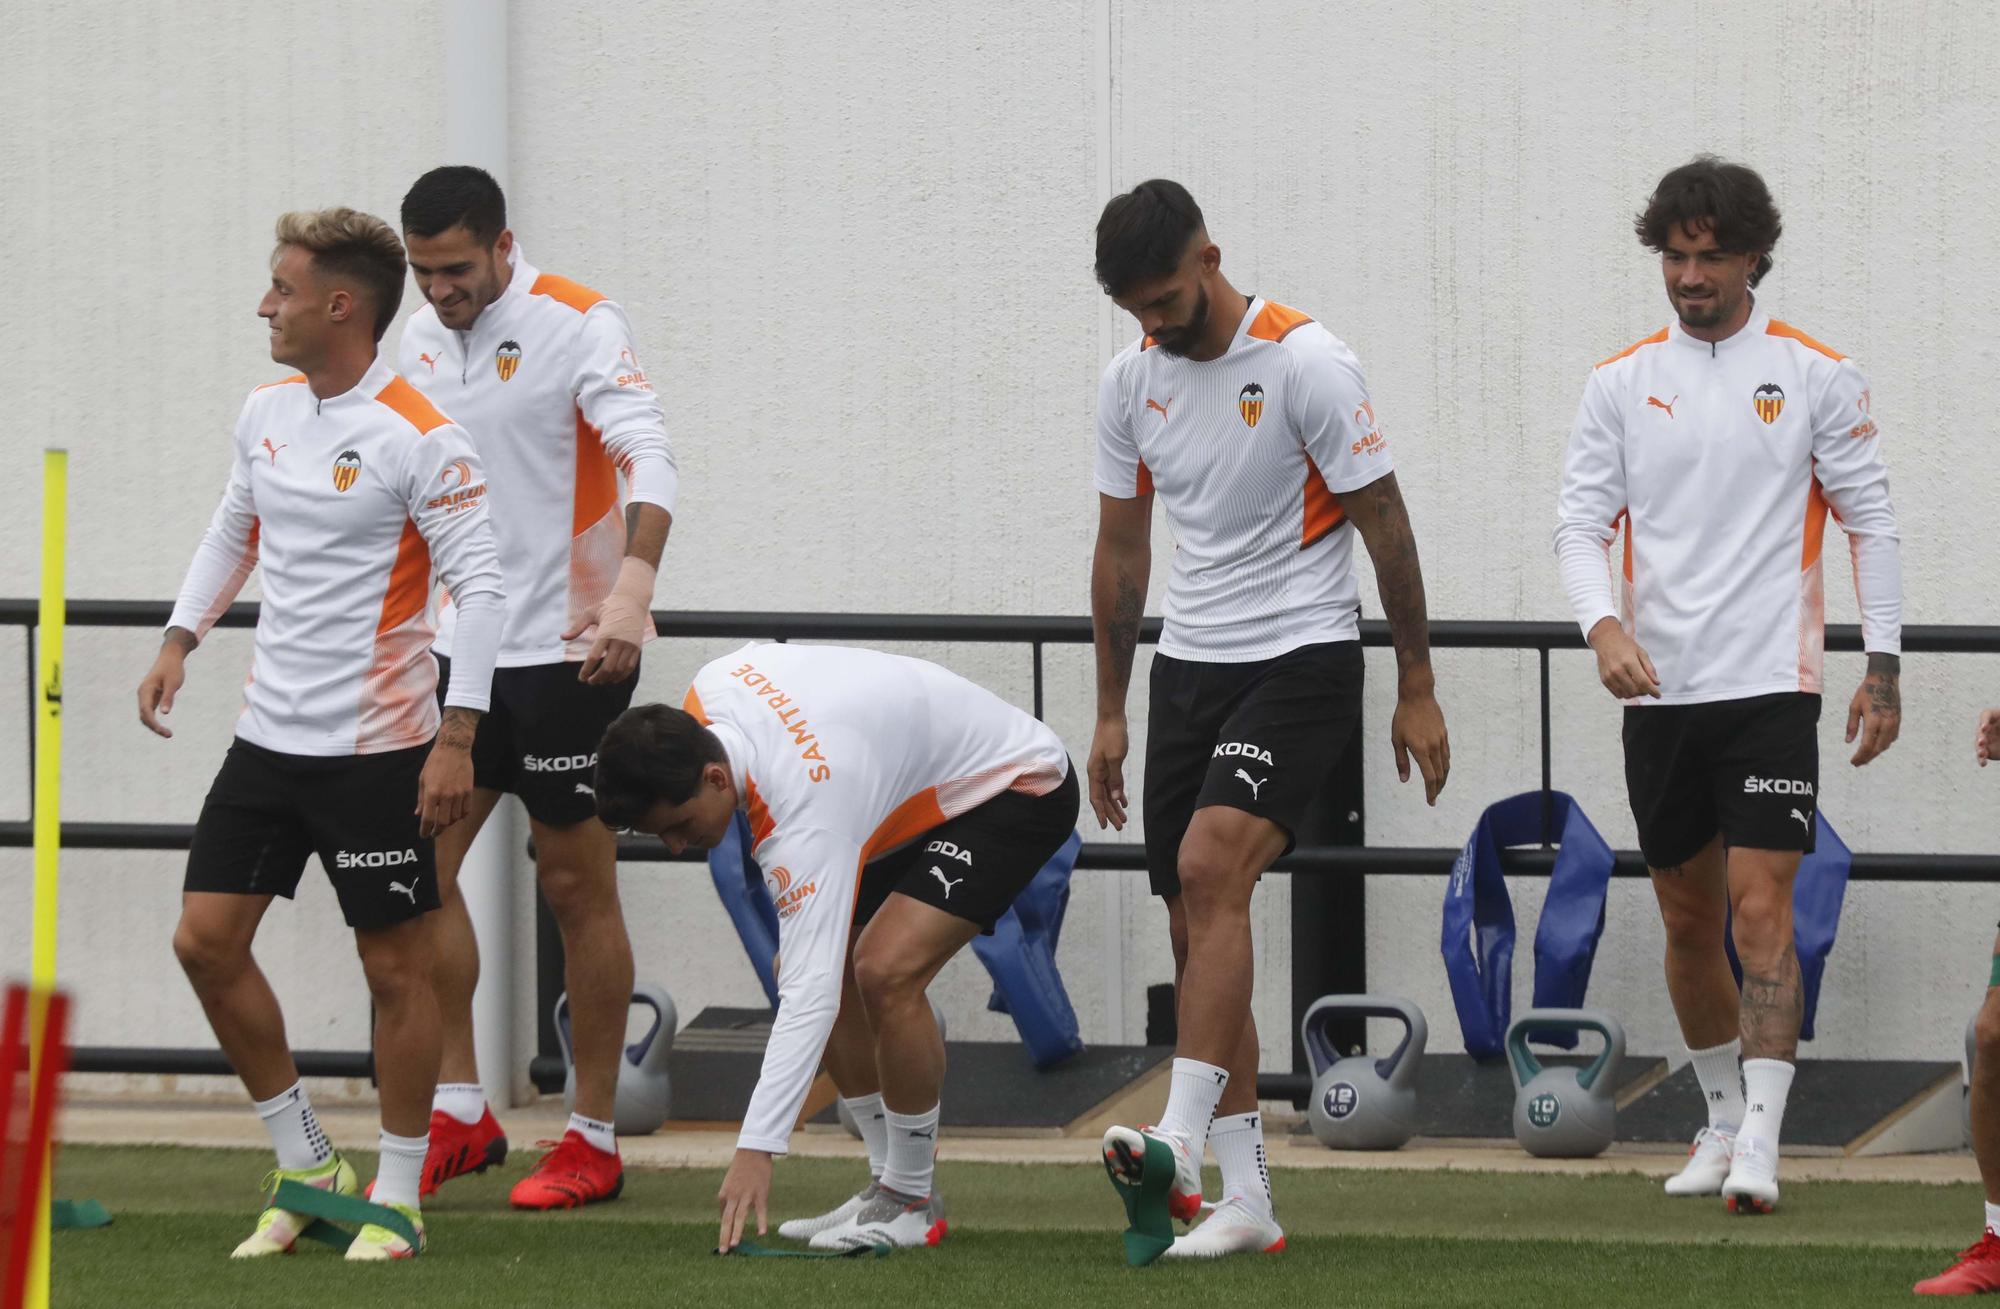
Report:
1442,791,1614,1057
706,816,1087,1067
1724,810,1851,1041
969,830,1086,1069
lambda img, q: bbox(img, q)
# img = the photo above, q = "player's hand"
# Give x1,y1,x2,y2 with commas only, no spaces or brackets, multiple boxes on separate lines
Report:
1088,715,1131,831
1978,709,2000,767
1391,677,1450,806
1587,617,1660,700
1845,655,1901,767
137,643,189,738
416,710,480,837
716,1148,772,1252
563,601,643,685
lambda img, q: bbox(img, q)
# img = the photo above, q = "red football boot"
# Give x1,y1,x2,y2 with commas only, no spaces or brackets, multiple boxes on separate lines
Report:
1916,1231,2000,1295
364,1107,510,1200
509,1130,624,1210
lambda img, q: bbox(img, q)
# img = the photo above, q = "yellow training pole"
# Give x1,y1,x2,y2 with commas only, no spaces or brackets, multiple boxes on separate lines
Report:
26,448,66,1309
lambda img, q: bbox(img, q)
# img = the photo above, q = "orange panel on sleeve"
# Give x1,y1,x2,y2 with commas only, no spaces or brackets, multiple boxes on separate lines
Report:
1301,459,1346,548
573,410,618,538
531,272,607,313
1801,478,1829,569
745,775,776,846
256,373,307,391
377,519,432,636
1247,300,1314,343
1135,459,1154,497
1765,319,1846,361
374,376,452,434
1596,328,1670,369
683,687,710,724
862,786,947,863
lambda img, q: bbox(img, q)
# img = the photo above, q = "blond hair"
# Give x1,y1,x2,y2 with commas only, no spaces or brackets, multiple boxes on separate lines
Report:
273,208,406,341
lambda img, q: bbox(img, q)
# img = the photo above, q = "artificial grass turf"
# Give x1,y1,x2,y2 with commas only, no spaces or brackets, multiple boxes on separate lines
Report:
51,1145,1978,1306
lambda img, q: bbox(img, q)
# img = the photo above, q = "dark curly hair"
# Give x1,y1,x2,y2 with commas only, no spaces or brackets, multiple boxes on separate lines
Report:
1635,155,1783,287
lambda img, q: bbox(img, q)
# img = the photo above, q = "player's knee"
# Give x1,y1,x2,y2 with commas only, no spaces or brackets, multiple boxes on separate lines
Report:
1976,994,2000,1067
1729,898,1793,969
851,946,920,1018
1174,844,1243,911
537,860,613,923
1656,897,1723,951
171,919,246,986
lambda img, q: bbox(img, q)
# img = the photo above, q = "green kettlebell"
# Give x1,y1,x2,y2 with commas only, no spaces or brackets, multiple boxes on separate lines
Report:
1506,1008,1623,1158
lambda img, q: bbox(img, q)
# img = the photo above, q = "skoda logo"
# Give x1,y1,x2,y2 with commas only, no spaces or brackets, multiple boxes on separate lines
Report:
1323,1081,1360,1121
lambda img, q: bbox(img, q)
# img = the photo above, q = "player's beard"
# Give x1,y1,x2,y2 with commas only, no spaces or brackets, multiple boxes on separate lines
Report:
1151,286,1211,358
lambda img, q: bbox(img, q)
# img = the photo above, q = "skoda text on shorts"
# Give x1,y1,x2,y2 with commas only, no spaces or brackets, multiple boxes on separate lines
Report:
399,166,679,1208
135,207,508,1261
1086,180,1450,1261
1553,157,1904,1217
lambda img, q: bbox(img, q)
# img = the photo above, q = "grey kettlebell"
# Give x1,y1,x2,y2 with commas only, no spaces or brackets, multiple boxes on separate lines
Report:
1967,1012,1979,1146
837,996,947,1139
1506,1008,1623,1158
556,982,677,1136
1300,994,1426,1150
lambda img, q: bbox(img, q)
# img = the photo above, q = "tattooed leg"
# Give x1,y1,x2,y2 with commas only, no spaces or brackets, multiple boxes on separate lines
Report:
1728,847,1805,1061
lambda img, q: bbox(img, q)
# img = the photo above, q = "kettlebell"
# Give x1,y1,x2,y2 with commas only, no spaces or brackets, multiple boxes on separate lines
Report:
555,982,677,1136
1966,1012,1979,1146
837,997,947,1140
1299,994,1426,1150
1506,1008,1623,1158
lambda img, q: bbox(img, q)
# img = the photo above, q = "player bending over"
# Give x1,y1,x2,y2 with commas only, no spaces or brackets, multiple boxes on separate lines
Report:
591,642,1078,1251
137,208,505,1260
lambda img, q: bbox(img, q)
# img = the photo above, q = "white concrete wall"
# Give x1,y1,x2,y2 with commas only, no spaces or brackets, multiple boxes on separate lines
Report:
2,2,1997,1096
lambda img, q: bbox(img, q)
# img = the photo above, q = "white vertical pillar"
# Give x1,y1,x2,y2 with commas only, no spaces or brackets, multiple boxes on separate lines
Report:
442,0,519,1108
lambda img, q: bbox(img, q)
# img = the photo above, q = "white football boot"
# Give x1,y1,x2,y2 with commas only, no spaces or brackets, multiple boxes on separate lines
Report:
809,1185,947,1250
778,1181,879,1240
1662,1126,1735,1196
1161,1195,1286,1258
1722,1134,1780,1214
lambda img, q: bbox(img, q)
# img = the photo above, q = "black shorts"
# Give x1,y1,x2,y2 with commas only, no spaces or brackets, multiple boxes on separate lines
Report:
184,738,441,931
1623,692,1821,869
854,764,1080,934
1142,640,1364,898
435,655,637,826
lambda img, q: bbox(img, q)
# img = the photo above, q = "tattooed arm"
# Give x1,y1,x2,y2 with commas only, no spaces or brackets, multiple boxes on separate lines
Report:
1847,652,1901,767
1339,471,1451,805
417,706,485,838
1089,492,1152,831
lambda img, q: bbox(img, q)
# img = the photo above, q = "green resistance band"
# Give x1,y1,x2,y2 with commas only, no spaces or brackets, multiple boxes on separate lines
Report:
51,1199,112,1229
720,1240,890,1260
272,1179,422,1254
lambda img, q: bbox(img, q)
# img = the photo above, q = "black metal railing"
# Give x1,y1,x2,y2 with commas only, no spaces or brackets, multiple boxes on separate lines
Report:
9,599,2000,1096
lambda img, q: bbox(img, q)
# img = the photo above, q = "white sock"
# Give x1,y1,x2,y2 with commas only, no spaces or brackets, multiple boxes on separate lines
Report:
1158,1057,1229,1158
1739,1058,1795,1153
371,1130,428,1210
1687,1038,1745,1135
568,1111,617,1155
1209,1111,1273,1215
254,1080,332,1171
1985,1200,2000,1236
842,1093,889,1178
432,1082,487,1126
877,1103,940,1199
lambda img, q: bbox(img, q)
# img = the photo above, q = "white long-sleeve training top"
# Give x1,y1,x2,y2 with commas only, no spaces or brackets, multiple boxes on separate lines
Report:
401,244,677,666
167,357,506,755
681,642,1071,1154
1553,305,1901,704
